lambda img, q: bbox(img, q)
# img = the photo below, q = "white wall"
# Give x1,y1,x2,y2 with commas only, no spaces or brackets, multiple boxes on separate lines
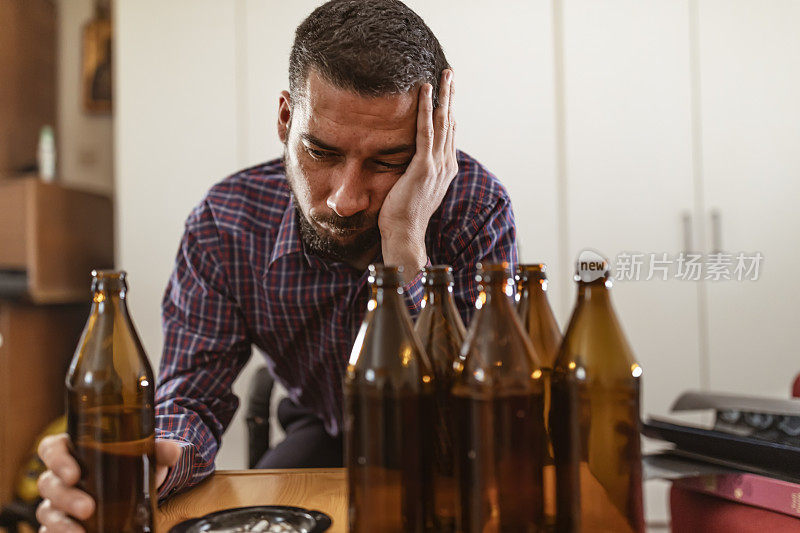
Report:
56,0,114,194
115,1,244,466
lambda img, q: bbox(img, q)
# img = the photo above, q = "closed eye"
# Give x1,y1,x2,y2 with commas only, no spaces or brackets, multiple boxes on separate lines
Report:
306,147,335,160
374,160,410,171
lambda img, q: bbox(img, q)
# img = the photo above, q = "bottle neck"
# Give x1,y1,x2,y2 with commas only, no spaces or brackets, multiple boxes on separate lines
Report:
424,284,454,306
480,280,515,307
90,275,130,316
91,290,130,315
575,279,613,306
374,285,404,307
522,277,549,302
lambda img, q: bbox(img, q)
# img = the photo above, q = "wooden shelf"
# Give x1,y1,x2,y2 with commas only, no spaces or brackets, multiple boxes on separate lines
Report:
0,301,88,506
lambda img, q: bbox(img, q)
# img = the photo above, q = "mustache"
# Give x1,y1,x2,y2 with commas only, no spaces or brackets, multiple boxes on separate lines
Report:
311,211,376,231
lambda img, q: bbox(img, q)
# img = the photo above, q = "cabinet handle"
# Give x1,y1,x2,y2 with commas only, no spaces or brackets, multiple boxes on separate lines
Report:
710,209,722,253
682,211,693,254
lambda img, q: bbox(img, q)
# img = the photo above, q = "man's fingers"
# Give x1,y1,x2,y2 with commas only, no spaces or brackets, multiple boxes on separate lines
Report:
36,435,88,532
37,471,95,521
156,465,170,490
433,69,453,153
448,70,455,125
155,439,183,489
446,118,456,154
38,434,80,486
416,83,434,154
445,74,457,162
156,439,182,467
36,499,84,533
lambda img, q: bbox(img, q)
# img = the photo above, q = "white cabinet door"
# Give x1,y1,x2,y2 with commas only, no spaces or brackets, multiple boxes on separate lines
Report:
560,0,701,420
698,0,800,398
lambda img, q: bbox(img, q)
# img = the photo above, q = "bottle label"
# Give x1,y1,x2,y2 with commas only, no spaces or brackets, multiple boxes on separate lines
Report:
576,249,610,282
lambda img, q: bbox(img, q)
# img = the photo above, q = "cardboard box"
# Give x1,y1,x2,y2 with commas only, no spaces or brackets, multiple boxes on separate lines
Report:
0,178,114,303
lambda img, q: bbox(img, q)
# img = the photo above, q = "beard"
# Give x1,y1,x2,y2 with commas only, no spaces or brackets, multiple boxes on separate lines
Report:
284,153,380,263
294,203,380,263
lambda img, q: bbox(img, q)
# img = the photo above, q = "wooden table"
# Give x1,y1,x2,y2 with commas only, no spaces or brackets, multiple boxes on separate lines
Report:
156,468,347,532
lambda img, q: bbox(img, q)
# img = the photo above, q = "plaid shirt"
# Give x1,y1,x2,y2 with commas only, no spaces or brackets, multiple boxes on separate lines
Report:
155,150,517,499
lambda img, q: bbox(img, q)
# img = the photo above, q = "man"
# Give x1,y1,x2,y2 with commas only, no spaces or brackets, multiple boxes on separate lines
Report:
35,0,517,529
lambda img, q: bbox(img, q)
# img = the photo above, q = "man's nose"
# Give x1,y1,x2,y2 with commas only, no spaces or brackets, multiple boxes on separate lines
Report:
326,162,370,218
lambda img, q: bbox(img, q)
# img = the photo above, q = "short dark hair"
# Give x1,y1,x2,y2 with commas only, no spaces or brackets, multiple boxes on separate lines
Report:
289,0,450,107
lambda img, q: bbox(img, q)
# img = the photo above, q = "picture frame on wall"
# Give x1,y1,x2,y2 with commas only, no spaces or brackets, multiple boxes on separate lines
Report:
81,2,112,114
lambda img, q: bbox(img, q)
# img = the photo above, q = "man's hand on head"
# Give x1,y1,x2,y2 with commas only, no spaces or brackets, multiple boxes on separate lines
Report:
378,69,457,281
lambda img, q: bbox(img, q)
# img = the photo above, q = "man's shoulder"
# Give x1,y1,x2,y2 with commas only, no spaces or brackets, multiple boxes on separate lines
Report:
193,158,290,233
442,150,512,221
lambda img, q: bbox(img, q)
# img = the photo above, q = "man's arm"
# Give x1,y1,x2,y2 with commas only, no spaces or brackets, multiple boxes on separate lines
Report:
447,195,518,326
155,200,252,499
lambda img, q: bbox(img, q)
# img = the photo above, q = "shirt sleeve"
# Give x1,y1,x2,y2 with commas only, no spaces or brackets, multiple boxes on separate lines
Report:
447,195,518,326
155,201,252,500
403,257,432,319
155,438,194,501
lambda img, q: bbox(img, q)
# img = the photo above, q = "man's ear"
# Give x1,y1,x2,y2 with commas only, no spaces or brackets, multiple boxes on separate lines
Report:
277,90,292,144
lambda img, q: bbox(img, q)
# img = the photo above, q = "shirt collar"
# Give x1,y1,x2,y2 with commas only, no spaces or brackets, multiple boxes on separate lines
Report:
269,196,304,266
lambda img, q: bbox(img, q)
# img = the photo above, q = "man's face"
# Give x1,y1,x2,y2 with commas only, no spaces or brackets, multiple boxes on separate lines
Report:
278,70,417,262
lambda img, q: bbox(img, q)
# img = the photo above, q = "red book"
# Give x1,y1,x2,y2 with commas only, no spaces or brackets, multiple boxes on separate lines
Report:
675,473,800,518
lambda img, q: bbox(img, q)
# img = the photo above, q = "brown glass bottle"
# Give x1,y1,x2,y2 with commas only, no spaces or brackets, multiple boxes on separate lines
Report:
452,262,546,533
550,251,645,533
516,264,561,369
516,263,562,530
344,265,436,533
414,265,466,533
66,271,156,533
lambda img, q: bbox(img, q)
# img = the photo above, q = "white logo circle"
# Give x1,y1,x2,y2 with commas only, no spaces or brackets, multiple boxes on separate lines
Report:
576,249,609,282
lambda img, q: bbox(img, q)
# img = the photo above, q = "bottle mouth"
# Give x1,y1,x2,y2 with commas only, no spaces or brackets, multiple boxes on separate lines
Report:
422,264,454,286
516,263,548,282
91,269,128,295
575,274,613,288
92,269,126,280
475,261,513,285
368,264,404,287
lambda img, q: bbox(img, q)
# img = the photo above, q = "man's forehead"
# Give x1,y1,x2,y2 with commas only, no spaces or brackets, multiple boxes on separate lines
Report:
298,70,418,131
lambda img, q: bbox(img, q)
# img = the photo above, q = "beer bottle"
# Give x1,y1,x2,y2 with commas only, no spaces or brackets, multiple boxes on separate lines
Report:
414,265,466,532
66,270,156,532
452,262,546,533
516,263,561,530
345,265,435,532
516,264,561,368
550,250,645,533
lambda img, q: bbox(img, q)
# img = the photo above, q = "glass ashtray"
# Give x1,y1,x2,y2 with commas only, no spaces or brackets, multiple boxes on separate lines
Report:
168,505,332,533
